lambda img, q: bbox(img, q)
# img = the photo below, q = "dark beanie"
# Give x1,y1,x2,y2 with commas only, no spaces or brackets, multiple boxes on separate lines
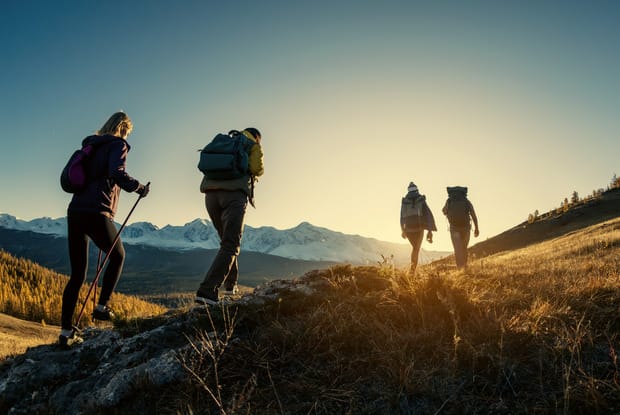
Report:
244,127,261,140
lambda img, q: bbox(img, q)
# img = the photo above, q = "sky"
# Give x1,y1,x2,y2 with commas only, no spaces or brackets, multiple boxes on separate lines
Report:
1,0,619,252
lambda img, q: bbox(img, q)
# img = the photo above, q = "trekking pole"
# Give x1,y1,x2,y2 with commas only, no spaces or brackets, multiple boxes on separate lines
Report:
94,250,103,312
73,182,150,331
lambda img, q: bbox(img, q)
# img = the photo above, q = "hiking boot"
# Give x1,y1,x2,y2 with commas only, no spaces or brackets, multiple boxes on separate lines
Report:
58,332,83,350
92,306,115,321
221,284,239,296
195,288,219,306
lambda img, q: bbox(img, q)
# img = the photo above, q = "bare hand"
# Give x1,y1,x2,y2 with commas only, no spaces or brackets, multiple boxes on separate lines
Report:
474,228,479,238
426,232,433,243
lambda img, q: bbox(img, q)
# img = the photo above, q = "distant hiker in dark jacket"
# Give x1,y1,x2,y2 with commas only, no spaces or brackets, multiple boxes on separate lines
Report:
401,182,437,275
60,112,149,348
442,186,479,268
195,128,264,306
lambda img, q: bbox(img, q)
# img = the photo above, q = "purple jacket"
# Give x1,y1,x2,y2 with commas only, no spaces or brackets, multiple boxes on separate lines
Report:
68,134,141,218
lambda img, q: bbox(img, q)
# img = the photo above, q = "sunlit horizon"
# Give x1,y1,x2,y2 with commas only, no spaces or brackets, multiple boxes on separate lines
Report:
1,1,618,252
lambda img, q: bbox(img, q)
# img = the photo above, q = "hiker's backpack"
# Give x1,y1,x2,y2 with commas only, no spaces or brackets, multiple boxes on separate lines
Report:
60,144,98,193
445,186,470,227
198,133,251,180
401,196,425,230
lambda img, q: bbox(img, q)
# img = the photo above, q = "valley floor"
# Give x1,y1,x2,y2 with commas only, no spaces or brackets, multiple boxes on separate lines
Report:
0,313,58,360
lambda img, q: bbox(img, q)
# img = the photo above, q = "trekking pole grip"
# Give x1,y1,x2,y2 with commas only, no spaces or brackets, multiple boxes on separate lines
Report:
139,181,151,199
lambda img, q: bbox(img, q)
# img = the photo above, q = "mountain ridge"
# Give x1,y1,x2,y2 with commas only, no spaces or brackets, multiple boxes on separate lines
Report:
0,213,448,264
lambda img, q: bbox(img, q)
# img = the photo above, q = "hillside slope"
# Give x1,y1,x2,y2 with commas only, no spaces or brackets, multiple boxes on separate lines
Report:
465,187,620,259
0,249,166,328
1,216,619,414
0,313,59,360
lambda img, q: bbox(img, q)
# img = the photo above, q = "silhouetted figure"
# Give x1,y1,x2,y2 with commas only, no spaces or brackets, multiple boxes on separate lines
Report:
442,186,479,268
60,112,149,349
195,128,264,306
400,182,437,275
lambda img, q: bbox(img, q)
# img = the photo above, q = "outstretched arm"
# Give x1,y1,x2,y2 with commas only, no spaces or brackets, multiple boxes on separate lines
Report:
400,202,407,238
108,141,141,193
468,200,479,237
424,204,437,243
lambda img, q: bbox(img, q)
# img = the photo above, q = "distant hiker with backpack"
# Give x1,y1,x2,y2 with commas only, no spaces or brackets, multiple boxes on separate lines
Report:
59,112,150,348
400,182,437,275
442,186,479,268
195,128,264,306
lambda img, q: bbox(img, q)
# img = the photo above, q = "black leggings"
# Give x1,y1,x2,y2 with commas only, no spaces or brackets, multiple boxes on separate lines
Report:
61,212,125,329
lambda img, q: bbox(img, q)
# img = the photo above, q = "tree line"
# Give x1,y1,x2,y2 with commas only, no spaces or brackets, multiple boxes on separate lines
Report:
528,173,620,224
0,249,165,326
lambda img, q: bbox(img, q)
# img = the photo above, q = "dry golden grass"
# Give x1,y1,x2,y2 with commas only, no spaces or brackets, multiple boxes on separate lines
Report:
465,219,620,328
0,249,167,332
0,312,59,360
175,218,620,414
2,216,619,413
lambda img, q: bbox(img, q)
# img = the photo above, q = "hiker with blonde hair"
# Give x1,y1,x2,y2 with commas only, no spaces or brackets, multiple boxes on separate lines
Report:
59,111,150,348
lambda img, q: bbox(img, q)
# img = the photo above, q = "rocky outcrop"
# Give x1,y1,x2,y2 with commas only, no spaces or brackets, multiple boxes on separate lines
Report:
0,272,331,414
0,315,190,414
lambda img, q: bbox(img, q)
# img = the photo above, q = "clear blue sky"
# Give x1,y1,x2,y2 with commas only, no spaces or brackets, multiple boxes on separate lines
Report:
1,1,619,251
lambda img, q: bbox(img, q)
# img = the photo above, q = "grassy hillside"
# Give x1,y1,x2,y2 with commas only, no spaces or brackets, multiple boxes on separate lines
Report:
0,249,166,328
1,213,618,413
159,217,620,414
0,312,59,360
467,187,620,259
2,184,619,412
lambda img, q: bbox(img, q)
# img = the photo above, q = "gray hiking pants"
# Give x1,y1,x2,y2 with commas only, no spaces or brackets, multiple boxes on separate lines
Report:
449,227,471,268
197,190,247,296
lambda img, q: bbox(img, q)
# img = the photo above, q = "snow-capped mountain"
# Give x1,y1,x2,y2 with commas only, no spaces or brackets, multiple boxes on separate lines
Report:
0,213,433,264
0,214,67,235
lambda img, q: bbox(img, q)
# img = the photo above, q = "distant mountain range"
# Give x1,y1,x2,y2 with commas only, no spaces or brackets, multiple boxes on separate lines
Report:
0,226,339,294
0,213,449,294
0,213,447,265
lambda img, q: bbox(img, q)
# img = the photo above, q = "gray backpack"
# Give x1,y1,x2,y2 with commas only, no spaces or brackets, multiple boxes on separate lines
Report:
401,196,425,230
198,132,253,180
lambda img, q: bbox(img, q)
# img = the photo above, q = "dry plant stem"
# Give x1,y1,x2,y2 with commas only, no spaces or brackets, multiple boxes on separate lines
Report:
266,362,284,415
180,304,238,415
562,314,588,415
183,334,224,413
